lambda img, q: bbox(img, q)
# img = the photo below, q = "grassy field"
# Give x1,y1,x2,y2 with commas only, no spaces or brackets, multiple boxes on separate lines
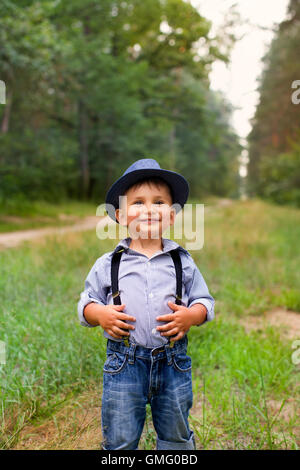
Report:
0,199,96,232
0,198,299,449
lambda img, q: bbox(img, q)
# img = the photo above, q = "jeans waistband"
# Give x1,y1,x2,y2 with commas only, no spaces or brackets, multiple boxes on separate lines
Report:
107,336,188,365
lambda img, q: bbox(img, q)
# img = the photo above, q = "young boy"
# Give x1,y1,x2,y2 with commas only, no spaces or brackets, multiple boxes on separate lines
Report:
77,158,215,450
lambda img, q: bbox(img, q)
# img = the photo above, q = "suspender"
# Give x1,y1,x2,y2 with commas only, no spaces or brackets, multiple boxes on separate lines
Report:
111,247,183,346
111,248,125,306
169,250,183,306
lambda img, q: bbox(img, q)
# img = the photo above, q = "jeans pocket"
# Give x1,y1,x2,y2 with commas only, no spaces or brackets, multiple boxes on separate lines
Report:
172,352,192,373
103,351,128,375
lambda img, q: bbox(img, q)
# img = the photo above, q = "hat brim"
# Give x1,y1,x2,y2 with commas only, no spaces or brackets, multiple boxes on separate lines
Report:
105,168,189,223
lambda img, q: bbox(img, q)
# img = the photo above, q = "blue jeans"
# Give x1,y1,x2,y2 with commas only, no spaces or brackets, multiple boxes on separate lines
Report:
101,336,195,450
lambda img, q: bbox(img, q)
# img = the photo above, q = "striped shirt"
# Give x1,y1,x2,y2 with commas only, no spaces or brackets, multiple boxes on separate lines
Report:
77,237,215,348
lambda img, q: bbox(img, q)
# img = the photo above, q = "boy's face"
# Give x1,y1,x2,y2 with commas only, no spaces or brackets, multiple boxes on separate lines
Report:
115,181,176,239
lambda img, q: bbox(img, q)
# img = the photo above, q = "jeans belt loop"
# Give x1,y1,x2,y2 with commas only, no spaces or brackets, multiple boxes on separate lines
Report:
165,343,173,366
128,342,136,365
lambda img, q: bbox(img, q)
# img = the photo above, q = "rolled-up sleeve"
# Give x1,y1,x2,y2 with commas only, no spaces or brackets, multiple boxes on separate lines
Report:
186,260,215,324
77,257,108,327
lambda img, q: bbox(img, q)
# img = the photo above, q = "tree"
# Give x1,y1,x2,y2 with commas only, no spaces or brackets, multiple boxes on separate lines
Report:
247,0,300,206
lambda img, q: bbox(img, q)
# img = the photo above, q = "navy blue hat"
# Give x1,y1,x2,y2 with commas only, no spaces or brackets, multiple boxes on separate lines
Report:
105,158,189,223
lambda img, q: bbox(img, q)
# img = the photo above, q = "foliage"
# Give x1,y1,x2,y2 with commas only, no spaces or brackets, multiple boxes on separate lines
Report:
0,0,240,203
247,0,300,207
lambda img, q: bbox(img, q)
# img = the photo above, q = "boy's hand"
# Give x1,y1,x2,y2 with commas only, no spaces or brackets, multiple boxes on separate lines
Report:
100,304,136,340
84,303,135,340
156,301,207,342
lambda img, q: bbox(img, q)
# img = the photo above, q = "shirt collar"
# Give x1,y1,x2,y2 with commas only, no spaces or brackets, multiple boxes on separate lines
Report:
113,237,189,255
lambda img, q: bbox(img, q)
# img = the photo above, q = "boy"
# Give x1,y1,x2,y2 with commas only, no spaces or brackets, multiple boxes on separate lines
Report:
77,158,215,450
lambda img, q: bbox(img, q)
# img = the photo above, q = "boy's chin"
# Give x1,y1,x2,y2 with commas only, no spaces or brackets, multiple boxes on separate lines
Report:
130,227,162,239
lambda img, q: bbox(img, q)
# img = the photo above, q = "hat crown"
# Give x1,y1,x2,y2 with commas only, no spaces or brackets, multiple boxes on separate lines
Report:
123,158,161,175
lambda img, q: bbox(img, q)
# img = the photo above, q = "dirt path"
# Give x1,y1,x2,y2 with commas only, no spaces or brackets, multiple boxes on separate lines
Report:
0,215,113,249
240,307,300,340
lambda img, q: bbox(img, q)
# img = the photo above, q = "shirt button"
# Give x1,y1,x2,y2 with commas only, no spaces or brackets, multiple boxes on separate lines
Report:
149,292,153,298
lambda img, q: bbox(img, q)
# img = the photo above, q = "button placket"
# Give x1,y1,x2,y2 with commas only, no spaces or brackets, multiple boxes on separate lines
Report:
148,260,158,340
145,259,151,336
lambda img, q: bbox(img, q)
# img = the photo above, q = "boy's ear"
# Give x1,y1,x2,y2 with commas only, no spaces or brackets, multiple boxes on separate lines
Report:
115,208,120,224
115,208,127,226
169,207,176,226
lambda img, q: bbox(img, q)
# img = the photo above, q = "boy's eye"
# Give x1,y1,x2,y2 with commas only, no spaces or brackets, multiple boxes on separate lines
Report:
132,200,164,205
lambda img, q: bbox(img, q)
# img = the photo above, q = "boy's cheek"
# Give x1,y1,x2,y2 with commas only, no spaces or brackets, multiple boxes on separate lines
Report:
160,209,175,225
127,206,141,218
122,207,142,225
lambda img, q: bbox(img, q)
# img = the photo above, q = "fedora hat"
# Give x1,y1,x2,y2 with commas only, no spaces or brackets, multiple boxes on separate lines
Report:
105,158,189,223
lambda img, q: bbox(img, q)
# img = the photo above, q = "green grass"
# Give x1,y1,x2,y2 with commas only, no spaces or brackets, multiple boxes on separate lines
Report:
189,320,298,449
0,197,299,449
0,199,99,232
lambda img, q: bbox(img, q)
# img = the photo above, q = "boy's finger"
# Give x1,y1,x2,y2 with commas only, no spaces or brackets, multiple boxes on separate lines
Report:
168,301,179,310
169,332,184,342
156,314,174,322
160,327,178,337
156,321,175,331
111,304,126,310
117,312,136,322
107,329,124,340
113,326,130,336
116,320,135,330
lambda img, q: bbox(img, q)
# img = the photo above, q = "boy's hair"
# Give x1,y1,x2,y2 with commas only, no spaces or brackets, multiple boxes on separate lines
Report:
124,176,174,203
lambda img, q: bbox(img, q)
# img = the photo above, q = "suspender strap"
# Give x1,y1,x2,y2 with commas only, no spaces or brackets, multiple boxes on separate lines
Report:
111,248,124,306
169,249,183,305
168,249,183,348
111,248,129,346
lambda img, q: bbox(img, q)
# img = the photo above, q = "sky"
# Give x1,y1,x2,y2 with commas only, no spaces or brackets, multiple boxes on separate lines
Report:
191,0,290,175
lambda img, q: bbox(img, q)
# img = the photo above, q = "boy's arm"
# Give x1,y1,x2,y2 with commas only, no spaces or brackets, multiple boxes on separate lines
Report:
186,302,208,326
82,302,107,326
77,258,108,327
186,260,215,324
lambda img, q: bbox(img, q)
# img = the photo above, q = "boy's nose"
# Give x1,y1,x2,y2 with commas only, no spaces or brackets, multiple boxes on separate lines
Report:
143,203,157,212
